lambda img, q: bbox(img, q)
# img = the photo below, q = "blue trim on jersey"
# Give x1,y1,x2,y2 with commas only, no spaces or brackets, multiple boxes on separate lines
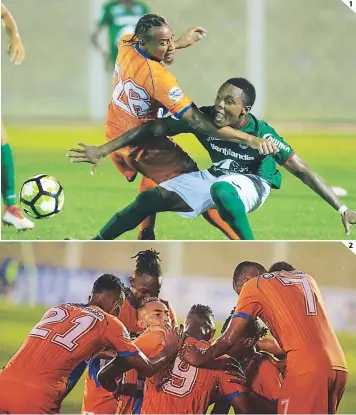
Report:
173,104,193,120
225,391,246,401
117,350,140,358
66,359,88,394
88,357,102,388
135,43,150,59
231,311,251,320
272,398,279,403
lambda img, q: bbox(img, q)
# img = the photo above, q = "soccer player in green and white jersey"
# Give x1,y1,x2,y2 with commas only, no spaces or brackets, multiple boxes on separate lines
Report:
69,78,356,240
91,0,149,69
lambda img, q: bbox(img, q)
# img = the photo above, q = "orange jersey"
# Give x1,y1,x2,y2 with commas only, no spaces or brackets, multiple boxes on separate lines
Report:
82,294,177,414
249,354,282,401
233,271,348,377
0,303,138,414
141,337,246,414
116,330,164,414
106,35,192,139
106,35,196,184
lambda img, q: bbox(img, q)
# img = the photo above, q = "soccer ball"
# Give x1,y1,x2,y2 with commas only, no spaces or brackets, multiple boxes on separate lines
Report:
20,174,64,219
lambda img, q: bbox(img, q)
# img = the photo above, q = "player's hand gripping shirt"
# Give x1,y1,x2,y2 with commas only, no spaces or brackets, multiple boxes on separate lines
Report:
233,271,347,377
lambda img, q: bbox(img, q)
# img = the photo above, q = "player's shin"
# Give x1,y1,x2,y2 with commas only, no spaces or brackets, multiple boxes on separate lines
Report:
210,182,254,240
1,143,16,206
93,188,166,240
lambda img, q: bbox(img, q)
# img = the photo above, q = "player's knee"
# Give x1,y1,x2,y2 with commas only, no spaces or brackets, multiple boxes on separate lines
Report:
211,182,238,204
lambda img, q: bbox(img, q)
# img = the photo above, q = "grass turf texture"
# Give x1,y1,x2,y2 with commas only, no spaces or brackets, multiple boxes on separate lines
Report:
2,125,355,240
1,301,355,413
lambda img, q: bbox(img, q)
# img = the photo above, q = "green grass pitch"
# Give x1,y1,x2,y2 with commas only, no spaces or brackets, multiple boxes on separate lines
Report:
1,301,355,413
2,125,356,240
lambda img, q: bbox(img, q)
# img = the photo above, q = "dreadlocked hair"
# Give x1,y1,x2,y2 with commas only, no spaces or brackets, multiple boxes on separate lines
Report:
124,13,167,44
132,249,162,277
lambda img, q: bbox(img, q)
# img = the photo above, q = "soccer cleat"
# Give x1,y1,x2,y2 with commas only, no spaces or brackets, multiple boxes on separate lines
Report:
2,205,35,231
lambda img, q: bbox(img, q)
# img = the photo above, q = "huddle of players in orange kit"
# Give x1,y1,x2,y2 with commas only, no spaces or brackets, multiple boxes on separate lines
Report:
0,251,348,414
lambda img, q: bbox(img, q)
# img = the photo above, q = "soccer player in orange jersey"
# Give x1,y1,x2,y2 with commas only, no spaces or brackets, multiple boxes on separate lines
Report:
116,297,172,414
211,315,282,414
139,304,249,414
0,274,180,414
182,261,348,414
82,249,177,414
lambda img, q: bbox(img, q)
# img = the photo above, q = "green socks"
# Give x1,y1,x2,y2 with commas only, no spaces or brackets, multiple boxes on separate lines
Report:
1,143,16,206
210,181,255,240
94,188,167,240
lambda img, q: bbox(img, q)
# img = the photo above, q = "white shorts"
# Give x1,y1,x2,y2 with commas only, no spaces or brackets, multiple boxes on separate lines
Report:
159,169,271,218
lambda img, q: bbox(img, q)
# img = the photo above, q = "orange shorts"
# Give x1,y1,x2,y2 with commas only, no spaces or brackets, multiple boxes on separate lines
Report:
278,369,348,414
0,379,60,414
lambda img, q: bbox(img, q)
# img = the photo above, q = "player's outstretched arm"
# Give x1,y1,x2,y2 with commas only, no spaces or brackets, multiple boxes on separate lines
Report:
99,326,183,391
181,107,278,155
284,154,356,235
1,5,25,65
175,26,207,49
181,316,249,367
67,118,188,173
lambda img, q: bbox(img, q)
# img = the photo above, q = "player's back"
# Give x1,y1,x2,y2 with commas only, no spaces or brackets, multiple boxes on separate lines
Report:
247,270,347,376
106,35,192,140
142,337,244,414
0,303,117,400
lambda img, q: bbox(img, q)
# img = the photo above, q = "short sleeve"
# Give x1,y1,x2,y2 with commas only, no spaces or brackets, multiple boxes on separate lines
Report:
217,366,247,400
233,278,263,319
262,129,294,165
104,316,139,357
97,4,111,27
152,68,193,119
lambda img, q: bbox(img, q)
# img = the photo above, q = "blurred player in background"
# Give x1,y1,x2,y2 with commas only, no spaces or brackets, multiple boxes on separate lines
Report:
91,0,150,70
71,76,356,240
0,273,180,414
182,262,348,414
1,5,34,231
82,249,177,414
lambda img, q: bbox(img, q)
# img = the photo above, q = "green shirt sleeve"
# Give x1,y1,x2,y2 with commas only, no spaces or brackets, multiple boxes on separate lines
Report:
97,4,111,26
262,127,294,165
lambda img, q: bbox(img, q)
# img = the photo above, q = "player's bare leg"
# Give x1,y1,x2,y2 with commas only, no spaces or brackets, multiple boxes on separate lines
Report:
202,209,240,240
137,176,157,240
1,121,34,231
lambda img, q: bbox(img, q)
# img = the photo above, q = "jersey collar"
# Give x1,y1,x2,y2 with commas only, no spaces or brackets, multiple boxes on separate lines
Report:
135,43,161,62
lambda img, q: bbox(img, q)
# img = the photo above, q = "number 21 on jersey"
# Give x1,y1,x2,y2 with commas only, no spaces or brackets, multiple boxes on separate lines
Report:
112,64,151,118
29,306,97,351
